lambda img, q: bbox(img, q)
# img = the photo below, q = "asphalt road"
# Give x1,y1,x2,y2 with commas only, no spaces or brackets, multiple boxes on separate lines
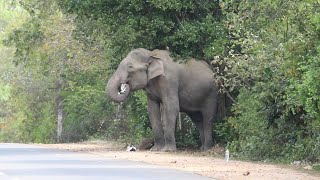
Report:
0,143,212,180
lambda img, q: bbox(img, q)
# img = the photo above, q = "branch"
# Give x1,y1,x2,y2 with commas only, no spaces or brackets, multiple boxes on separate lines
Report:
217,78,236,103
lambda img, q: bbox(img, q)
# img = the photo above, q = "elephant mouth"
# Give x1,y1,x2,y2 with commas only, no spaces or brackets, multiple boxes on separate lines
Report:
117,83,128,94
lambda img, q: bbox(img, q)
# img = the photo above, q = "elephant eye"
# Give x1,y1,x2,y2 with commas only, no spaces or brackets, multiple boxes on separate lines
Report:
127,64,134,71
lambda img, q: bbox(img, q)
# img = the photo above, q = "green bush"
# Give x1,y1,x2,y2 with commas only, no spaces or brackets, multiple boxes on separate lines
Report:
175,115,200,149
228,88,320,162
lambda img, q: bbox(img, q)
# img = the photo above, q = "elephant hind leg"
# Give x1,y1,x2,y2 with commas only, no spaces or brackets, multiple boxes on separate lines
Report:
201,111,214,151
201,94,218,151
188,112,205,150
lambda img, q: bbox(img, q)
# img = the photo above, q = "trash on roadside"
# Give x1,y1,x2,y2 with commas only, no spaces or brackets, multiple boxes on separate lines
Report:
225,149,230,162
126,145,137,152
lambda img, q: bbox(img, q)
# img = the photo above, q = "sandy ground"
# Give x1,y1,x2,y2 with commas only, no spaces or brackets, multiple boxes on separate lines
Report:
37,141,320,180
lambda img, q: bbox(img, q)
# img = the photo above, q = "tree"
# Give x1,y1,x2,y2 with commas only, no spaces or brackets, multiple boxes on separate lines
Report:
221,0,320,162
2,0,109,142
58,0,226,60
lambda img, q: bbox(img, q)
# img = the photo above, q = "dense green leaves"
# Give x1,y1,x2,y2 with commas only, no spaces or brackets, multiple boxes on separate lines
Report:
221,0,320,162
58,0,225,60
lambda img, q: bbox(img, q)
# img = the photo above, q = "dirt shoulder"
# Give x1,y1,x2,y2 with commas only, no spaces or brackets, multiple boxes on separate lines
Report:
36,141,320,180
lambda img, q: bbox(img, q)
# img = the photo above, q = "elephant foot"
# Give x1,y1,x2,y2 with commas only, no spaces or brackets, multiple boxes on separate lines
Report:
150,145,164,151
161,145,177,152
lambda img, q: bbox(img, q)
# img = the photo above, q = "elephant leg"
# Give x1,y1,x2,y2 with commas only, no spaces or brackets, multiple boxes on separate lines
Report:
201,112,214,151
201,95,217,151
188,112,205,150
161,96,179,152
148,98,165,151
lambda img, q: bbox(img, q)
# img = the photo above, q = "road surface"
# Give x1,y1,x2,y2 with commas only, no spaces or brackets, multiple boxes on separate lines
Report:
0,143,211,180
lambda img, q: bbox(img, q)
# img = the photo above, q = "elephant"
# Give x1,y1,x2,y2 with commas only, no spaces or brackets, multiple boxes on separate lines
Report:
106,48,218,151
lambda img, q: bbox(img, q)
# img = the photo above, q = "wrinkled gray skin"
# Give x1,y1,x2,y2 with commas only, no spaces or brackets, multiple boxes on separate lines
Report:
107,48,218,151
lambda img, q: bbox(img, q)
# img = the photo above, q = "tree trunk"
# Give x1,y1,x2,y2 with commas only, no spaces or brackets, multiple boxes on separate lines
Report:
217,92,226,121
56,78,64,143
57,95,63,143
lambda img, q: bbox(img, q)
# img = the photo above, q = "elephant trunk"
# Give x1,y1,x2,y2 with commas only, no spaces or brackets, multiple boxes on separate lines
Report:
106,72,130,103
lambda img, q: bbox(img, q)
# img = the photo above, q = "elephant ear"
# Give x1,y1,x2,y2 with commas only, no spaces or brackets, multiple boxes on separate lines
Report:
147,53,165,81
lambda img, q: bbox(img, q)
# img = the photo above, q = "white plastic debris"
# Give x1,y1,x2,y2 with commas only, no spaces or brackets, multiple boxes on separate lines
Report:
126,145,136,152
225,149,230,162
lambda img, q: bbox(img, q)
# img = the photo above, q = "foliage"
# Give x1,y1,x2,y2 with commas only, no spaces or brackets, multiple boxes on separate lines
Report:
0,0,109,143
58,0,226,60
175,115,200,149
126,91,152,143
220,0,320,162
63,84,114,142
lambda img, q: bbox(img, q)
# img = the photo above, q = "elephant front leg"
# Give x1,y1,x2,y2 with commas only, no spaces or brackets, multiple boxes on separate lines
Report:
161,97,179,152
148,98,165,151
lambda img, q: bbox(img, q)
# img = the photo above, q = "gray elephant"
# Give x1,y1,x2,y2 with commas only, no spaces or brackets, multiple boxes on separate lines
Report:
106,48,218,151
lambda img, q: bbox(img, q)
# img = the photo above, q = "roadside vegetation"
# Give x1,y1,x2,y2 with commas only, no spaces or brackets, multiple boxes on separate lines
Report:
0,0,319,166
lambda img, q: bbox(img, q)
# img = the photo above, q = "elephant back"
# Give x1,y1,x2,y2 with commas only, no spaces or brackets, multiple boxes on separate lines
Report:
185,59,213,73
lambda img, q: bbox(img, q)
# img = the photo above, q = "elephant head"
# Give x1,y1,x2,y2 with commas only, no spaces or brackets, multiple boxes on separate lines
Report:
106,48,167,103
